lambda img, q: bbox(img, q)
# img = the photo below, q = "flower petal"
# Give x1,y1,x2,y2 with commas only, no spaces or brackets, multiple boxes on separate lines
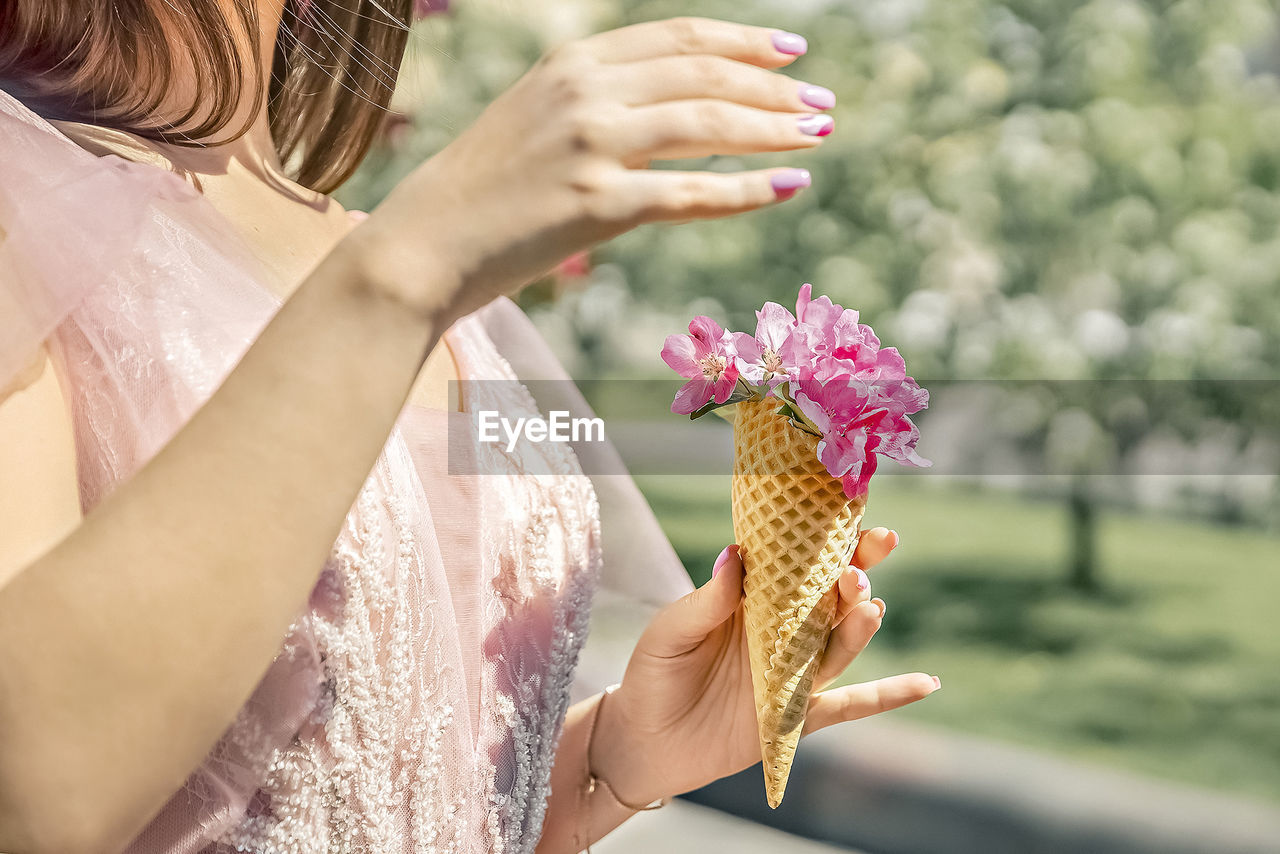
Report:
795,283,813,319
661,334,701,377
732,331,763,363
711,362,740,403
793,386,832,434
738,362,766,385
688,315,727,347
672,378,715,414
756,302,798,350
841,453,877,499
817,432,863,478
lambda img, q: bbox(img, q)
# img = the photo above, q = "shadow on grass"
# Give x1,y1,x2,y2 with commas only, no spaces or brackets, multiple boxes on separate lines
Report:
873,561,1140,655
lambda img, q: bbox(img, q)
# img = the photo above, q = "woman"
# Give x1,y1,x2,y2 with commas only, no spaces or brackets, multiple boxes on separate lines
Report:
0,2,938,852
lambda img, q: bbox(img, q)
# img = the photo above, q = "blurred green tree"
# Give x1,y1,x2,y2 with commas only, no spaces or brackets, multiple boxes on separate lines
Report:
597,0,1280,588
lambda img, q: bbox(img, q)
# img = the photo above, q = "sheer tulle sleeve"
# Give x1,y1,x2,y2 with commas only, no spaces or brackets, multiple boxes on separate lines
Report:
473,297,693,696
473,296,695,611
0,88,199,396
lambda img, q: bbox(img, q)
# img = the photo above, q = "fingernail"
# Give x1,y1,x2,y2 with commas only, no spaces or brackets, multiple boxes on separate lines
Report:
799,84,835,110
854,568,869,591
797,114,834,136
770,168,811,199
712,545,737,578
874,598,886,618
931,675,942,690
889,530,901,549
772,31,808,55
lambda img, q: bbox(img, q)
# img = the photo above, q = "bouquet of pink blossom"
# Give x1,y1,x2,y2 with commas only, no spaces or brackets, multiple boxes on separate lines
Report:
661,284,929,807
662,283,929,498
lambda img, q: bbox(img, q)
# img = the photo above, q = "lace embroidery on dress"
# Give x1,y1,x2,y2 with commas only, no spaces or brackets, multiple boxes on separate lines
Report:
448,319,602,853
204,315,602,854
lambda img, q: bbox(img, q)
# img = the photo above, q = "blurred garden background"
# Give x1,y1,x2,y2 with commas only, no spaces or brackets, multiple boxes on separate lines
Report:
336,0,1280,848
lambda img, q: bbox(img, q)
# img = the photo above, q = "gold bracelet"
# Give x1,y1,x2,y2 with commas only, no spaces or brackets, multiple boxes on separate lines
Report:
578,684,670,853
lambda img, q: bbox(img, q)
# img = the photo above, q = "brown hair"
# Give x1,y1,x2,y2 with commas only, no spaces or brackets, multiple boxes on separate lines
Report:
0,0,413,193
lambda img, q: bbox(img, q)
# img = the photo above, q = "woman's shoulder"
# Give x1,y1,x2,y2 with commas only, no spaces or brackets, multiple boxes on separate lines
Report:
0,86,57,137
45,120,178,172
0,92,205,398
0,86,169,169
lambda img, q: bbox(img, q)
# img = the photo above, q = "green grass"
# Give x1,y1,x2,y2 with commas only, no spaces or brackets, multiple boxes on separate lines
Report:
633,474,1280,805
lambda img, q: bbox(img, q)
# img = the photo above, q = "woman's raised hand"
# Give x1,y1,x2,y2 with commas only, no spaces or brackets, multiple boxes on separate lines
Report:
592,528,941,807
356,17,835,321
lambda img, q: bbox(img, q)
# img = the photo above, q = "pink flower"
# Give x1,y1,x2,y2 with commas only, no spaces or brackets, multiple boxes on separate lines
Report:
841,451,879,499
736,302,799,387
659,283,929,497
793,373,873,478
792,358,929,499
662,316,742,414
414,0,450,17
795,283,843,333
782,284,866,368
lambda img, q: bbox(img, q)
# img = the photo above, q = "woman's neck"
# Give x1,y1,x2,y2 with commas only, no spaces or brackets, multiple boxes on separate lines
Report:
156,109,299,192
134,0,290,182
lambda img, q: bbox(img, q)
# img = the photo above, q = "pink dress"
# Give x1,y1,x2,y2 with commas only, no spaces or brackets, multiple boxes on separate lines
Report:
0,86,688,852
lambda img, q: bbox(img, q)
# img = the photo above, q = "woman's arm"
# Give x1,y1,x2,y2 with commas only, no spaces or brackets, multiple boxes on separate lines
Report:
0,349,82,590
0,234,452,854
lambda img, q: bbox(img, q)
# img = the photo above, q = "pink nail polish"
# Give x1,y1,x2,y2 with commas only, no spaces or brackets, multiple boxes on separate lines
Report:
770,168,811,199
931,675,942,690
712,545,736,578
772,31,808,55
797,114,834,136
799,84,836,110
854,568,869,591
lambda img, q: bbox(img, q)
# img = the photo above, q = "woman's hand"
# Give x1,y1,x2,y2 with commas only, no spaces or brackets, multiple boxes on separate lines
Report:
356,17,836,321
593,528,940,806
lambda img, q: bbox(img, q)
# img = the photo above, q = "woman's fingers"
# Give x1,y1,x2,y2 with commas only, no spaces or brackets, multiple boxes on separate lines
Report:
816,596,885,689
832,565,873,626
615,100,830,163
833,527,898,626
639,545,744,656
803,673,941,736
580,17,805,68
617,168,811,224
851,527,898,571
617,56,834,114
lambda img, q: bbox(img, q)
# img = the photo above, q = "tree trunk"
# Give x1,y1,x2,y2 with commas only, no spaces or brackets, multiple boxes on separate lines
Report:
1068,478,1099,592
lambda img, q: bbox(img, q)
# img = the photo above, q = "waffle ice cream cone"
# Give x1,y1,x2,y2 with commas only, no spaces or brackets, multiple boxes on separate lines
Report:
730,398,866,808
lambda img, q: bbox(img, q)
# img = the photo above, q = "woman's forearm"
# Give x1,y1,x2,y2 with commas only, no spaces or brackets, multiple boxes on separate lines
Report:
0,229,453,854
537,695,638,854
